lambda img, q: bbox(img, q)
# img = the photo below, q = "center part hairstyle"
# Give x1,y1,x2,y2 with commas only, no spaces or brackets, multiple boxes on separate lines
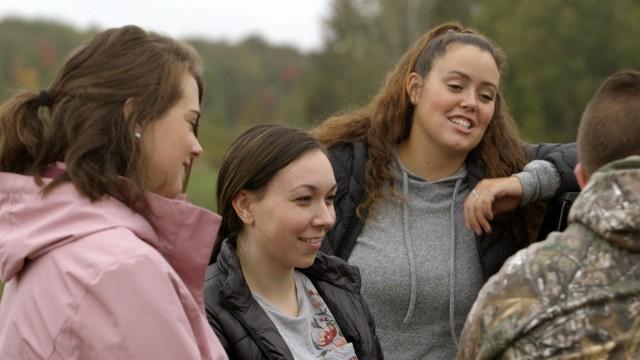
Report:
0,25,204,211
311,22,527,216
577,69,640,176
212,123,326,261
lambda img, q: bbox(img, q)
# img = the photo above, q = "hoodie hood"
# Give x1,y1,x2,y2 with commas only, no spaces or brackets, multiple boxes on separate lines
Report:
0,170,221,305
569,155,640,251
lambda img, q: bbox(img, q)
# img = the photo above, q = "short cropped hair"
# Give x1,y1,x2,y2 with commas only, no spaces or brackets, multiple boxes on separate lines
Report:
577,69,640,176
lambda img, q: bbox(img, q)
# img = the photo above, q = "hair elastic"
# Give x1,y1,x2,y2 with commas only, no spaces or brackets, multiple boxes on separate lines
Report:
39,90,54,108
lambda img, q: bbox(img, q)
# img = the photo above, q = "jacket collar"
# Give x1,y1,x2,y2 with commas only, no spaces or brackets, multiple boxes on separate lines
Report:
217,238,361,301
569,156,640,251
216,239,294,360
145,192,221,311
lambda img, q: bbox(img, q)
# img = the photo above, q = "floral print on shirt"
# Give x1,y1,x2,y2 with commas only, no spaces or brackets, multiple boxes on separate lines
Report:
305,283,358,359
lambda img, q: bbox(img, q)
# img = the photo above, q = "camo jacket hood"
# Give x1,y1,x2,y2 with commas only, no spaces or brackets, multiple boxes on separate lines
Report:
569,155,640,251
457,155,640,360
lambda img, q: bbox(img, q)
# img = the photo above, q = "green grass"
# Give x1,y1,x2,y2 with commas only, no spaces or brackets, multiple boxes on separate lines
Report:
186,162,218,211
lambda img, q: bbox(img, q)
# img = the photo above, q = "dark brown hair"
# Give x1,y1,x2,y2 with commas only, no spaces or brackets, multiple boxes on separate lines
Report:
0,25,203,211
578,69,640,175
311,22,526,216
212,123,326,261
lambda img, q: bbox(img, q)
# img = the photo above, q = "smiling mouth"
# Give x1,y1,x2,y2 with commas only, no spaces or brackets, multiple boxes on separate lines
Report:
299,237,323,244
448,117,471,129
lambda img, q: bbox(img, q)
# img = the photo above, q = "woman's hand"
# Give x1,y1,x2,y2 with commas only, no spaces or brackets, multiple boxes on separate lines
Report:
464,176,523,235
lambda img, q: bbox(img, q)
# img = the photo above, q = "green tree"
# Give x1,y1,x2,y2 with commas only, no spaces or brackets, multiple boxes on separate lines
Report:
0,18,87,99
304,0,640,142
0,19,310,209
3,3,640,209
302,0,480,126
475,0,640,142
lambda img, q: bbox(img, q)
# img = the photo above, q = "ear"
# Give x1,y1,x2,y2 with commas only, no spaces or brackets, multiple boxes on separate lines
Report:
406,72,423,105
574,162,588,189
123,98,135,121
123,98,143,137
232,190,255,225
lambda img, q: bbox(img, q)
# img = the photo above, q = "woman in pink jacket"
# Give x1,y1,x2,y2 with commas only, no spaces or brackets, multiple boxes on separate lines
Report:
0,25,227,359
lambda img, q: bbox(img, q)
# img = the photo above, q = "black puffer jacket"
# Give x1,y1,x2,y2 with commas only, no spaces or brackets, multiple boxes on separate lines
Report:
320,141,578,280
204,239,383,360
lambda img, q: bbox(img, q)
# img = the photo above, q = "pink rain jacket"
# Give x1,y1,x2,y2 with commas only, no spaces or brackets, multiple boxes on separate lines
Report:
0,171,228,359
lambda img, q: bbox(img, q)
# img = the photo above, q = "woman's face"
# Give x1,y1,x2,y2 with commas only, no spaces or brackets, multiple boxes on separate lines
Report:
242,149,337,270
408,43,499,156
142,73,203,198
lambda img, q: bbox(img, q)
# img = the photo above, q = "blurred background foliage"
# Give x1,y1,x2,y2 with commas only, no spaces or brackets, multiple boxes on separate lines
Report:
1,0,639,217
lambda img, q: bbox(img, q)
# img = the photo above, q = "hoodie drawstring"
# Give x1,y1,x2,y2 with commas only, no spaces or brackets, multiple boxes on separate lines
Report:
449,178,462,346
401,167,417,323
399,162,464,350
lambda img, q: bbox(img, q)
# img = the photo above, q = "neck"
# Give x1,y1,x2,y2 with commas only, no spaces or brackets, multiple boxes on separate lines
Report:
236,233,298,316
397,137,467,181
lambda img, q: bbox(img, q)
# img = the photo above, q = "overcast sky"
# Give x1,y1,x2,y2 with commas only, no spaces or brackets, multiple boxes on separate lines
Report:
0,1,330,51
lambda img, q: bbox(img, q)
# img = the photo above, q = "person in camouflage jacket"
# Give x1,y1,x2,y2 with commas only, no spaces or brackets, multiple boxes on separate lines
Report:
457,70,640,360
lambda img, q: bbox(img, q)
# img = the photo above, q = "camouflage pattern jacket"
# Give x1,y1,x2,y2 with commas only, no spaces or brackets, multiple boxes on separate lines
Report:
457,156,640,360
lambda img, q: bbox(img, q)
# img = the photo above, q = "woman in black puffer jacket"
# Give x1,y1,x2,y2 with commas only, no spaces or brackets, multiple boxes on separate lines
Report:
204,124,382,360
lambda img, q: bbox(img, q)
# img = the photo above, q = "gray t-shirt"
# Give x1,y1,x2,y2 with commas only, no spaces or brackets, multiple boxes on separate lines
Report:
253,271,358,360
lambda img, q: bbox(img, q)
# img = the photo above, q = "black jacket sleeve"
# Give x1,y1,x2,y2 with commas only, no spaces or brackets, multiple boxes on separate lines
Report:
525,142,579,194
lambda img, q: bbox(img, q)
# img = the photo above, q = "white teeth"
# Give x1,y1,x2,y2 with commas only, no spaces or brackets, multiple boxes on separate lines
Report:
449,117,471,129
300,237,322,244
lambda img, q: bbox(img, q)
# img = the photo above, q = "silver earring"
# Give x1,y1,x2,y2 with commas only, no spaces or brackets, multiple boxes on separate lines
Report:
134,132,141,139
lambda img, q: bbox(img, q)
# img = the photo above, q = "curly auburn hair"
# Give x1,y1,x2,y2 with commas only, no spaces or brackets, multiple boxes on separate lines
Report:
311,22,529,217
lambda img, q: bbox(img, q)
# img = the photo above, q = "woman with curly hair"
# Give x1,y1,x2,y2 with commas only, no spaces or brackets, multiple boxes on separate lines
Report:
311,22,577,359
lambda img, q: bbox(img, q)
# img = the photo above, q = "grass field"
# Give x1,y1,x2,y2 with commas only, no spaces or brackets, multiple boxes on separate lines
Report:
185,162,218,211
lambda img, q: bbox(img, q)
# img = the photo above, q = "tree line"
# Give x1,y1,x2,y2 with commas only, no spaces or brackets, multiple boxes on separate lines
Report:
1,0,639,210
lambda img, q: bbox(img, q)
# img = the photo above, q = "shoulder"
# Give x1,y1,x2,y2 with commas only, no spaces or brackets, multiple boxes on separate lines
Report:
483,224,592,310
204,263,227,309
478,223,640,358
203,247,246,319
459,225,595,358
77,229,183,294
204,239,236,294
202,267,234,352
500,223,593,283
37,227,168,286
73,227,169,274
326,142,368,206
48,228,186,319
328,142,367,178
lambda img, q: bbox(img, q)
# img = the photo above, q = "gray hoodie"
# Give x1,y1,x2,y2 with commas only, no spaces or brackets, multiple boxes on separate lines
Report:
349,157,559,359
